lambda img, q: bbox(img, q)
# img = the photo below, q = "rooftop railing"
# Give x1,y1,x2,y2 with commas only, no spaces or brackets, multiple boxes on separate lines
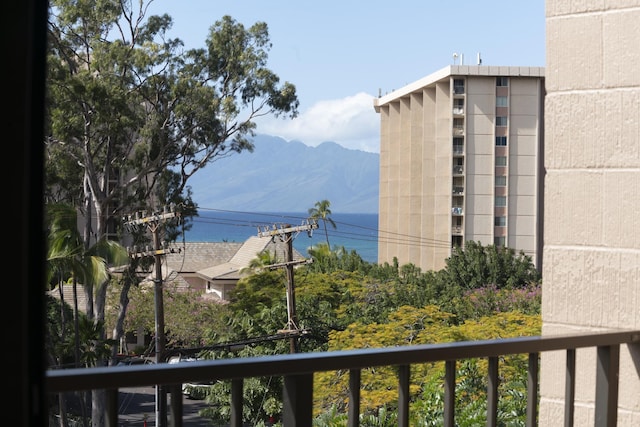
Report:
46,330,640,427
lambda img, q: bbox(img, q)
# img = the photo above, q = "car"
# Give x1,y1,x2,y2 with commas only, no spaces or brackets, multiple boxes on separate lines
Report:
167,355,213,399
116,356,153,366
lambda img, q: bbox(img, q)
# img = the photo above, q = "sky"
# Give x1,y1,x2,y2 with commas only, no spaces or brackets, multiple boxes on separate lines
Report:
151,0,546,153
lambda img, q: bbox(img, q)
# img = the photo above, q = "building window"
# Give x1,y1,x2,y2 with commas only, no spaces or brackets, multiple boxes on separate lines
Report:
496,156,507,166
495,196,507,207
496,77,509,87
454,79,465,94
495,136,507,146
494,236,506,246
453,137,464,154
495,176,507,186
495,216,506,226
496,116,508,126
496,96,508,107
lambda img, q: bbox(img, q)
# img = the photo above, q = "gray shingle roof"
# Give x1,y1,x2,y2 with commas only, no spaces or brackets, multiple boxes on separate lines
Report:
197,236,304,280
163,242,243,272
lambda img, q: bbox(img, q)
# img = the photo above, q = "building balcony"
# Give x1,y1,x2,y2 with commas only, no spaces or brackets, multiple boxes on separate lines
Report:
452,127,464,136
453,166,464,175
451,226,463,235
453,107,464,116
452,186,464,195
46,330,640,427
452,207,463,215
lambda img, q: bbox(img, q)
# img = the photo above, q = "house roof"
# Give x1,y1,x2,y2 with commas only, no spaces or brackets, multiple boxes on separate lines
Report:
47,284,88,311
48,238,307,308
196,236,304,281
163,242,244,272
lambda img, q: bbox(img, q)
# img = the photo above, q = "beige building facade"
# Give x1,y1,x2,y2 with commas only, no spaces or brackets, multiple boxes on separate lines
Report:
374,65,545,272
540,1,640,425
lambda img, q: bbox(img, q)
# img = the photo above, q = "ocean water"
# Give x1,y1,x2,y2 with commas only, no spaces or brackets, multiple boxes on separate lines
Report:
182,210,379,263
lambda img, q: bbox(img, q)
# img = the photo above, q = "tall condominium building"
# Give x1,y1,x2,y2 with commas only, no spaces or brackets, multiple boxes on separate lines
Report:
373,65,545,272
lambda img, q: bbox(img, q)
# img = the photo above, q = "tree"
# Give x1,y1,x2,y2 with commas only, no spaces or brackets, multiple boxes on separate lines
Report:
433,241,541,317
308,200,336,247
107,280,234,351
240,250,279,275
45,2,298,423
46,0,298,319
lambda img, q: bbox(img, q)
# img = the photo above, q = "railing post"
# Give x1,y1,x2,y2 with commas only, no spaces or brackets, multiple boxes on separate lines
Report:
564,348,575,427
444,360,456,427
397,365,410,427
168,384,183,427
348,369,361,427
487,356,498,427
594,344,620,427
105,388,118,427
230,378,243,427
282,373,313,427
526,353,538,427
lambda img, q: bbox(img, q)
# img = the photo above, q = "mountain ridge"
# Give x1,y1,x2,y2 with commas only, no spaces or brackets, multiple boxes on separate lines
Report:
188,134,379,213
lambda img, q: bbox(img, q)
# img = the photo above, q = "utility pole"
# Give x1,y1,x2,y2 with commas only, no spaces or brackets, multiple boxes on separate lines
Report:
123,205,179,427
258,220,317,353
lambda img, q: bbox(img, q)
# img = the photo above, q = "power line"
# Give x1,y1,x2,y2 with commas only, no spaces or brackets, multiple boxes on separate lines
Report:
188,207,452,250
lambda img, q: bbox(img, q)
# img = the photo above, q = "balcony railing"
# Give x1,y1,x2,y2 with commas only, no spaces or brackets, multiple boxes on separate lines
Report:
46,330,639,427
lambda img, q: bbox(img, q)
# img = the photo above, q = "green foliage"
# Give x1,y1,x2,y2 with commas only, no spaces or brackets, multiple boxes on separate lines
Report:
314,308,540,419
228,270,287,316
46,4,300,226
433,241,541,318
312,405,348,426
45,294,76,367
439,241,540,290
306,243,372,274
160,240,542,425
106,280,234,351
75,316,118,367
47,293,117,368
45,2,300,381
410,361,531,427
199,376,283,425
455,283,542,320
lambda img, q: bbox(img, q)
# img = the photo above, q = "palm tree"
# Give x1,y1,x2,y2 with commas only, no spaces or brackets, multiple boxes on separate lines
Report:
46,203,127,423
308,199,336,247
47,204,129,362
240,250,278,275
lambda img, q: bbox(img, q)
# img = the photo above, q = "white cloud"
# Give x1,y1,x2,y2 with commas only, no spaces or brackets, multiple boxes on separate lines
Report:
255,92,380,153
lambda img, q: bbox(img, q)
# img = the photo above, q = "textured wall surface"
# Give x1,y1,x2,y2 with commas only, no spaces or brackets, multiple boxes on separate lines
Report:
540,1,640,425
